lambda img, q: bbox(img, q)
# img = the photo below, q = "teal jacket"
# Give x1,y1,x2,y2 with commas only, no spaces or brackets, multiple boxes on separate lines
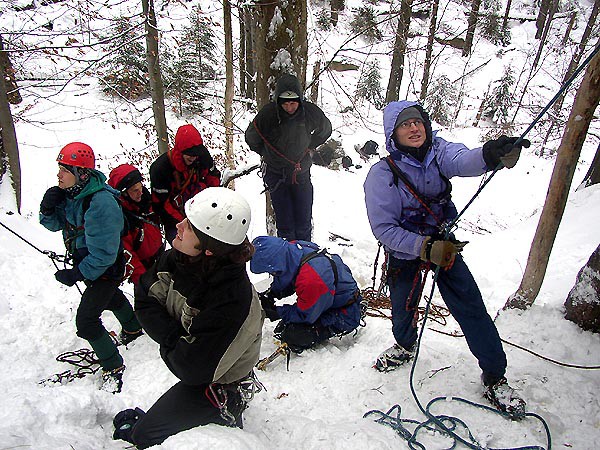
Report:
40,170,124,281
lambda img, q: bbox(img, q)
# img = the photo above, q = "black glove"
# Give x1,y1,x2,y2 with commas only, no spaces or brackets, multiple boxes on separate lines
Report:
54,267,84,286
482,136,531,170
259,290,280,322
113,407,146,443
40,186,66,216
420,236,468,268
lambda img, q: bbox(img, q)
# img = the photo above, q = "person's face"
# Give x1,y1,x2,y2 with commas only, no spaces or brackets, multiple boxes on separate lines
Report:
57,165,76,189
393,118,426,148
125,182,143,203
173,219,202,257
281,100,299,115
182,154,198,166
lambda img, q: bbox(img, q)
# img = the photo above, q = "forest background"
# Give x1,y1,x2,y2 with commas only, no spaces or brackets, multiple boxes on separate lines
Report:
1,0,600,448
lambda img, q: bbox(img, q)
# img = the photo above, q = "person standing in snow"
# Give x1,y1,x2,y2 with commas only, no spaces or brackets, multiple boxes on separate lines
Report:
108,164,164,286
150,124,221,244
245,73,332,241
363,101,530,415
112,187,263,448
250,236,362,354
39,142,143,393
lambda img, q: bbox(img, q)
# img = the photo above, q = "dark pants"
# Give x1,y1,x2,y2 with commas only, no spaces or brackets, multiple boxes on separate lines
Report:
75,278,137,370
387,255,507,382
264,169,313,242
274,321,333,353
130,382,243,449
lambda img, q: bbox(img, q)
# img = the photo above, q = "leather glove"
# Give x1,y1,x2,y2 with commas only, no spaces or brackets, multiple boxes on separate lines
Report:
40,186,66,216
419,236,467,268
259,290,280,322
482,136,531,170
54,267,84,286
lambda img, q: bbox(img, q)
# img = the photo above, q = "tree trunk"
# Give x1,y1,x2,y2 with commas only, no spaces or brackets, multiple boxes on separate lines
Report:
502,0,513,31
555,4,599,113
535,0,551,40
420,0,439,102
580,143,600,188
386,0,412,103
250,0,308,235
223,0,236,189
238,5,246,99
309,60,321,103
330,0,345,27
142,0,168,155
0,38,21,105
562,12,577,46
252,0,308,107
0,35,21,213
532,0,558,69
462,0,482,57
505,50,600,310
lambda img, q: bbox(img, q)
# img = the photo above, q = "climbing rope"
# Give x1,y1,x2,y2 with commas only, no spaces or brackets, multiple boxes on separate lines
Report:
0,218,82,293
365,266,552,449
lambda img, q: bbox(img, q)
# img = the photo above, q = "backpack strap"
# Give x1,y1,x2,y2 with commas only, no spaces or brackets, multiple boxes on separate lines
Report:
384,156,448,227
299,248,339,288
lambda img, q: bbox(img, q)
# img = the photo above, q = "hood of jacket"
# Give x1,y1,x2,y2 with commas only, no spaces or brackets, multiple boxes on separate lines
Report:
250,236,305,290
383,101,433,161
171,124,204,173
74,169,116,200
273,74,304,102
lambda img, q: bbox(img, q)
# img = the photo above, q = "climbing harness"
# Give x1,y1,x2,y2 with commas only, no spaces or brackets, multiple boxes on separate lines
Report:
363,43,600,450
252,120,310,184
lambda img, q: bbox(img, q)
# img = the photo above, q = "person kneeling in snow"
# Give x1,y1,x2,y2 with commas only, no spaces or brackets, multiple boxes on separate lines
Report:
39,142,142,393
250,236,362,354
113,187,263,449
363,100,530,416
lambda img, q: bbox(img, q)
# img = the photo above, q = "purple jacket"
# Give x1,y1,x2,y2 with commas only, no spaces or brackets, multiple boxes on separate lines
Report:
363,100,488,260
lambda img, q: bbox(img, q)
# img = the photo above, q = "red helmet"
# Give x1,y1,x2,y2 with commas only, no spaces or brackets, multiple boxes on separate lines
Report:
57,142,95,169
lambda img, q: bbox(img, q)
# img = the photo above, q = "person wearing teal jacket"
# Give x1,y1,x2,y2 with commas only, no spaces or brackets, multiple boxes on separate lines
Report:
39,142,142,393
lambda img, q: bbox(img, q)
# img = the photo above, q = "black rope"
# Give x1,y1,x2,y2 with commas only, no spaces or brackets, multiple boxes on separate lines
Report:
447,44,600,232
0,218,83,294
0,218,70,263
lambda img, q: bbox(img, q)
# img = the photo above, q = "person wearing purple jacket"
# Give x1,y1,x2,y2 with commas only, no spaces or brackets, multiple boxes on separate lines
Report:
363,100,530,416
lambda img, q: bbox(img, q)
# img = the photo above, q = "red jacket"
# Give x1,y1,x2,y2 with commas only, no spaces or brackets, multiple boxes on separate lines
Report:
149,125,221,229
108,164,164,284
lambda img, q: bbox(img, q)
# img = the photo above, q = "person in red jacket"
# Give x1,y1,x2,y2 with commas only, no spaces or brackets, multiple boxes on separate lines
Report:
150,124,221,244
108,164,165,285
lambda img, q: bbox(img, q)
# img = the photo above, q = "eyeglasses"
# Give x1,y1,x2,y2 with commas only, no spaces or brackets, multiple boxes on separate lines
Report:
398,119,424,129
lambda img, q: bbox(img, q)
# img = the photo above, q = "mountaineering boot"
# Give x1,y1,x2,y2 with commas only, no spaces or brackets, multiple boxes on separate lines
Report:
101,365,126,394
483,377,526,418
113,407,146,443
119,328,143,346
373,343,414,372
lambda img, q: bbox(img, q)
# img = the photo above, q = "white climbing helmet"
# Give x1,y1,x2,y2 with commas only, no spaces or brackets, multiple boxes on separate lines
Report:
184,187,251,245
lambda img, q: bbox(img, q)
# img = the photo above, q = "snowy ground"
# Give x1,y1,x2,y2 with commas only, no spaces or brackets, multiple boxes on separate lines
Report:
1,130,599,448
2,0,600,448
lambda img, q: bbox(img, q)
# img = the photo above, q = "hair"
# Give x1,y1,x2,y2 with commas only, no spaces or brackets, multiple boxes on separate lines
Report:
180,227,255,277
